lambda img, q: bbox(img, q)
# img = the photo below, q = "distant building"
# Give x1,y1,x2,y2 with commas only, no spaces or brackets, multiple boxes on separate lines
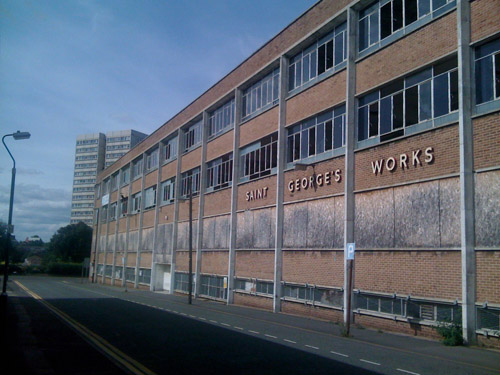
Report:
70,130,147,226
24,255,42,267
105,130,148,169
25,235,43,243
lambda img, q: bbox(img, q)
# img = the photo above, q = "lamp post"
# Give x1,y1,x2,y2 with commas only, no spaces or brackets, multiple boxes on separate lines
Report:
1,131,31,299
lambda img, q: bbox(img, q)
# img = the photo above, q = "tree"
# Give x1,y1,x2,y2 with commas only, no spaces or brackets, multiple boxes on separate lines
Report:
47,222,92,263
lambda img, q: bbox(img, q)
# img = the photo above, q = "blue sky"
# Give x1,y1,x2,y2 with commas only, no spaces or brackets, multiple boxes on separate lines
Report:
0,0,315,242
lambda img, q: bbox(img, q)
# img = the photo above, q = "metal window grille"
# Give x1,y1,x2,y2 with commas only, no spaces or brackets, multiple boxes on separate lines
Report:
138,268,151,285
209,99,235,137
181,168,200,197
184,121,202,151
240,134,278,181
174,272,190,293
200,275,227,300
125,267,135,282
206,154,233,190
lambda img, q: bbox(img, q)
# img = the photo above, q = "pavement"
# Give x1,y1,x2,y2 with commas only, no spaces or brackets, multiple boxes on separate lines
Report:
2,275,500,375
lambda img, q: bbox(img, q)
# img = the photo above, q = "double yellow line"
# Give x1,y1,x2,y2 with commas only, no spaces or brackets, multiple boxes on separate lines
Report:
15,281,157,375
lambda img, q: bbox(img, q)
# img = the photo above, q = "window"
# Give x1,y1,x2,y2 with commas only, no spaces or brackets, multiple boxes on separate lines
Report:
106,144,129,151
120,196,128,217
132,192,141,214
174,272,191,293
102,179,110,195
101,205,108,221
283,283,344,308
97,264,104,276
77,139,99,145
125,267,135,282
289,23,347,91
287,105,345,163
109,202,117,221
200,275,227,300
144,185,157,210
240,133,278,182
359,0,455,53
146,148,159,171
161,178,175,205
138,268,151,285
121,166,130,186
209,98,235,137
75,155,98,161
358,59,458,142
75,162,97,169
181,167,201,198
74,178,96,185
163,135,178,162
206,153,233,191
110,173,118,191
132,157,143,179
184,120,202,151
359,2,380,51
76,146,98,153
242,68,280,119
107,136,131,143
475,38,500,105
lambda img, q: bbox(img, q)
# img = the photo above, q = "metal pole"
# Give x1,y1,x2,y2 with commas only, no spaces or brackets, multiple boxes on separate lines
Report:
188,179,193,305
2,134,17,297
345,259,353,336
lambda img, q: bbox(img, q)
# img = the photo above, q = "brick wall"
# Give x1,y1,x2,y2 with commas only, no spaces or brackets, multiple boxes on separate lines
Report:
355,251,461,300
471,0,500,42
181,147,202,173
239,106,279,147
476,251,500,304
144,170,157,188
200,250,229,275
283,250,344,286
175,250,197,272
286,70,346,126
284,156,344,202
473,112,500,170
204,189,232,216
235,250,275,279
206,130,234,161
356,12,457,94
237,175,276,210
354,125,459,191
234,293,273,311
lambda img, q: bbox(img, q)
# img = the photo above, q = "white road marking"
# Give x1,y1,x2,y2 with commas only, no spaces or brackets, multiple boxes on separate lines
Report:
209,320,218,323
189,315,196,318
360,359,381,366
264,334,277,339
330,351,348,357
248,330,260,334
180,313,187,316
173,311,178,314
234,326,243,330
166,309,171,312
305,345,319,350
284,339,296,344
397,369,420,375
221,323,231,327
199,317,206,321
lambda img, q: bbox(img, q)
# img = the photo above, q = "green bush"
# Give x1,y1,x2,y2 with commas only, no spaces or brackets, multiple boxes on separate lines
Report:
45,262,82,276
435,318,463,346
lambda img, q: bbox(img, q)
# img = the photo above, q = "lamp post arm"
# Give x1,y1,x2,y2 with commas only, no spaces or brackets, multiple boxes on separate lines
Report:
2,134,16,169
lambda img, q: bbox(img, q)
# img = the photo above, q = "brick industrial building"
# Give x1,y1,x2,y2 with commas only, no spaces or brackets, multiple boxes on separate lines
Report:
91,0,500,345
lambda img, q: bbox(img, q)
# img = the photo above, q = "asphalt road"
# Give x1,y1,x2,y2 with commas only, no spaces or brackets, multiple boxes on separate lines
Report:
5,276,500,375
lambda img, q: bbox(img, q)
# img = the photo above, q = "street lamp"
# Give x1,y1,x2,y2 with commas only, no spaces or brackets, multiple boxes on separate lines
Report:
2,131,31,299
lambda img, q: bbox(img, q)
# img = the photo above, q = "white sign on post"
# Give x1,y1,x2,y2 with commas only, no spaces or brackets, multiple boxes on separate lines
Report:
346,243,355,260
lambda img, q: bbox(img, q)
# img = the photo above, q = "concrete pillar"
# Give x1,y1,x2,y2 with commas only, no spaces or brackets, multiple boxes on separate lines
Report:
91,206,100,283
150,145,163,291
102,183,110,285
169,132,183,294
111,169,122,286
227,88,242,305
273,56,288,313
195,112,209,297
457,0,476,344
134,152,147,289
122,163,133,287
343,7,357,324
